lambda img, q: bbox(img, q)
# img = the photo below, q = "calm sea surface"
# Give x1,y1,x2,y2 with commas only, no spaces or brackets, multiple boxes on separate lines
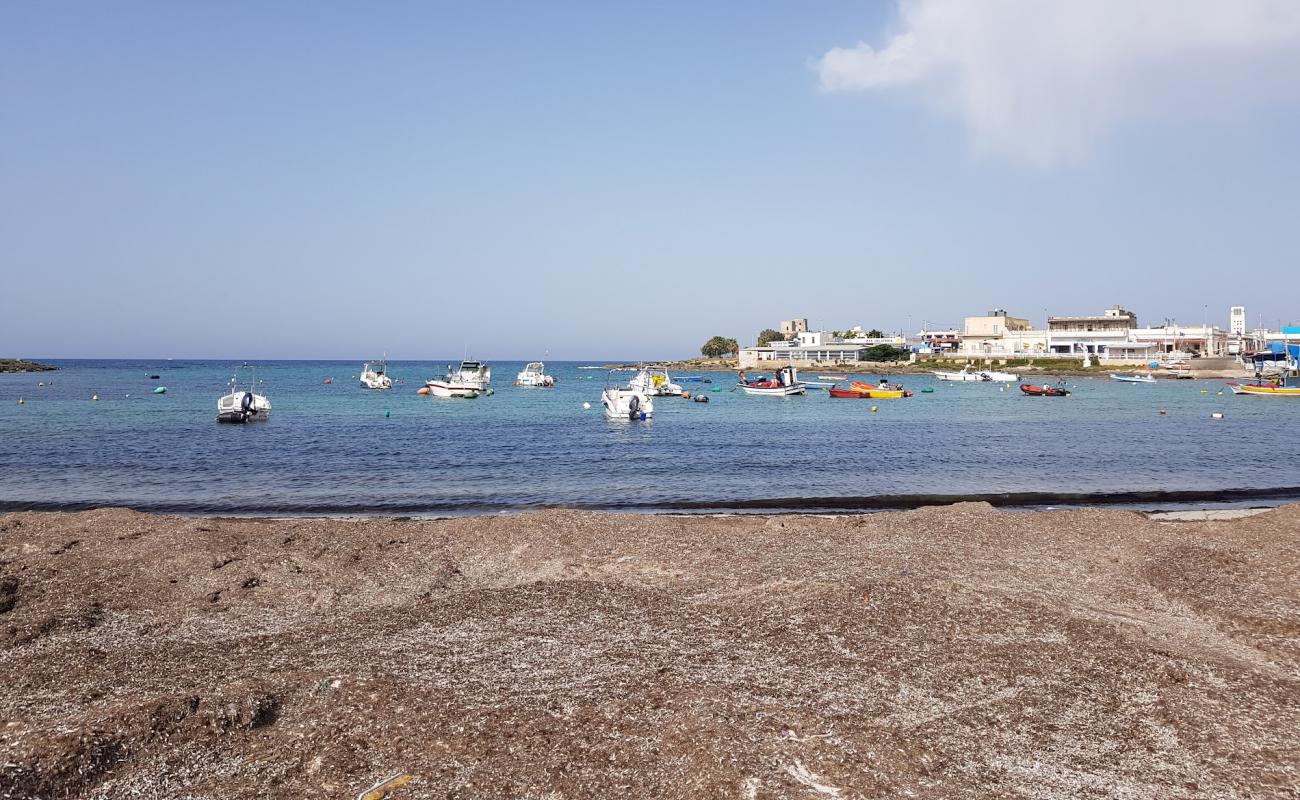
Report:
1,359,1297,515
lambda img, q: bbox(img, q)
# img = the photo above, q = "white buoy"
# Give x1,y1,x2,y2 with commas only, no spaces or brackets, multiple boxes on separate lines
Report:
583,402,591,410
1211,412,1224,420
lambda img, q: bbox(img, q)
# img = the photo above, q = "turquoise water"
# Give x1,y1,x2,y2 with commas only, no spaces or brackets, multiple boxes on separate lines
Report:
0,359,1296,514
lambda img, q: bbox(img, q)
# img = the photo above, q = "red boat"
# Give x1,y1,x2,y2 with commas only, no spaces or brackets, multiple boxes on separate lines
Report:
1020,383,1071,397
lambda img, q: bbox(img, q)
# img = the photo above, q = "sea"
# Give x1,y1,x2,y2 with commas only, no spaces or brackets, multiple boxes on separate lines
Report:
1,359,1297,516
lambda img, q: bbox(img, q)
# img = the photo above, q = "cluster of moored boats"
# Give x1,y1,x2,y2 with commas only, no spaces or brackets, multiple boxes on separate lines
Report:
214,358,1300,422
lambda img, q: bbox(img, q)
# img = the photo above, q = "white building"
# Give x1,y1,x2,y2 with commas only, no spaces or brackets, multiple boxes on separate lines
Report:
1230,306,1246,336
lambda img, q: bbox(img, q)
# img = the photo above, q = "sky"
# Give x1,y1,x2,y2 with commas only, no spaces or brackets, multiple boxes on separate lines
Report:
3,0,1300,360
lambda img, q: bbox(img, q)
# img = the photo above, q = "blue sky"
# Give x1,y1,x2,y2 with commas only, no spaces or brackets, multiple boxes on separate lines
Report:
3,1,1299,360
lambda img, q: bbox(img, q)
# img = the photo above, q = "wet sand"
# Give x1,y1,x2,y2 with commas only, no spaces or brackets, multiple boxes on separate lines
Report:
2,504,1298,799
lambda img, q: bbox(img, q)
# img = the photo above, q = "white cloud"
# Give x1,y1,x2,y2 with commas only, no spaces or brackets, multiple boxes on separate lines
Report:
817,0,1300,166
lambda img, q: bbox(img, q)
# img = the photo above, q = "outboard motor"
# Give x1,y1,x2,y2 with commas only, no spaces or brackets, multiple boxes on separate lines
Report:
628,394,640,420
241,391,255,417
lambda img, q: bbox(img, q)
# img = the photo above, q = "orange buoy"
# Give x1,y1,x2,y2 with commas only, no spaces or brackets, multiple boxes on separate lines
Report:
417,386,431,395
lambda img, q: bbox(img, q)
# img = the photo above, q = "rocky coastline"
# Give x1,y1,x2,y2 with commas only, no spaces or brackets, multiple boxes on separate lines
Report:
0,358,57,373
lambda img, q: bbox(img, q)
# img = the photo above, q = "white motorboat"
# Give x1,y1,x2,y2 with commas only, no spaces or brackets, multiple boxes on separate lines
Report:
217,367,271,423
423,378,480,399
933,365,991,382
629,365,683,396
736,366,807,396
359,359,392,390
450,360,491,390
981,369,1021,382
515,361,555,387
601,372,654,419
1111,373,1156,384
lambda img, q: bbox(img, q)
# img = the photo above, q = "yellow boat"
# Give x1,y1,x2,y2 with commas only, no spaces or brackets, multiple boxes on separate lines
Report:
1228,382,1300,396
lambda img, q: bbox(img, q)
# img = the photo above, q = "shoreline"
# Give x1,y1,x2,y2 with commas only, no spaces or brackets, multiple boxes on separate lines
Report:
4,485,1297,517
2,503,1297,798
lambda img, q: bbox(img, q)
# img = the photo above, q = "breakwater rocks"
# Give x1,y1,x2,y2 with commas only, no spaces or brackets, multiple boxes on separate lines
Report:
2,505,1298,798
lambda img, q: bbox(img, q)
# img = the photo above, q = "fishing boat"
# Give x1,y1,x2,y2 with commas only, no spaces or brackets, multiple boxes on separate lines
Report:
217,366,271,423
359,359,392,390
934,365,991,382
736,366,806,396
981,369,1021,382
629,365,683,396
601,372,654,420
829,380,913,399
1111,373,1156,384
423,379,480,399
515,361,555,387
1227,373,1300,396
1020,383,1071,397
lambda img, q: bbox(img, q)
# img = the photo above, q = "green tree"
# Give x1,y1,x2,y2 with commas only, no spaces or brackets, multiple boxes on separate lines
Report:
864,344,908,362
866,328,884,338
756,328,784,346
701,336,739,358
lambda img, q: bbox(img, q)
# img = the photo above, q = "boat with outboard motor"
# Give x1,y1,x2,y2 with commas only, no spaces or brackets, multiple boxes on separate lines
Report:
1111,373,1156,384
515,361,554,387
1020,383,1071,397
736,366,806,396
981,369,1021,382
828,380,913,399
217,366,271,423
601,372,654,420
629,366,683,397
359,359,392,390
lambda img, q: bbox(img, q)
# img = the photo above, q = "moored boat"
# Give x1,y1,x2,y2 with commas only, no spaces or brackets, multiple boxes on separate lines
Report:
1111,373,1156,384
1227,374,1300,396
515,361,555,387
934,365,991,382
217,366,271,422
601,372,654,419
736,366,806,396
1020,383,1071,397
629,365,683,396
360,359,392,390
981,369,1020,382
828,380,912,399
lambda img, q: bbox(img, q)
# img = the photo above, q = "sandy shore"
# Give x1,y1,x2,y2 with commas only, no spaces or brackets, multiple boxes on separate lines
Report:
3,504,1298,799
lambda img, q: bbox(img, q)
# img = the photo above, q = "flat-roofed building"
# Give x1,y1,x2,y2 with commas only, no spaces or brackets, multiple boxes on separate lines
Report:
1047,305,1139,355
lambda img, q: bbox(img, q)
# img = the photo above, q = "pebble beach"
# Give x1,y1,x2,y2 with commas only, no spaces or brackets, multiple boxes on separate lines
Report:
3,503,1298,798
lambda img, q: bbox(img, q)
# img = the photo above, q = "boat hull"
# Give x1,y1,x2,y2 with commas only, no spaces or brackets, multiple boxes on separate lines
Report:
736,384,806,396
602,388,653,419
216,392,271,422
1228,383,1300,396
1111,374,1155,383
425,381,480,399
1020,384,1071,397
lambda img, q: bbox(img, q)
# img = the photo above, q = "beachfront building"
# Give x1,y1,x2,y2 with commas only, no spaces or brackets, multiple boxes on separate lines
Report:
1131,323,1229,357
1046,306,1139,356
737,327,907,368
956,310,1048,356
913,327,962,354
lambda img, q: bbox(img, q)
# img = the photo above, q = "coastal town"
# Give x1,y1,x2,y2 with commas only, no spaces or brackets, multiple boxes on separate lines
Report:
734,304,1300,375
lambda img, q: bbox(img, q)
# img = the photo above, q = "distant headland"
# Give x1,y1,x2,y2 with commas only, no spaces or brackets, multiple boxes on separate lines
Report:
0,359,57,373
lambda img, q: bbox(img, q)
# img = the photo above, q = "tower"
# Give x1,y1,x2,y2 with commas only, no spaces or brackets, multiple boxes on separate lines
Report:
1230,306,1246,335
